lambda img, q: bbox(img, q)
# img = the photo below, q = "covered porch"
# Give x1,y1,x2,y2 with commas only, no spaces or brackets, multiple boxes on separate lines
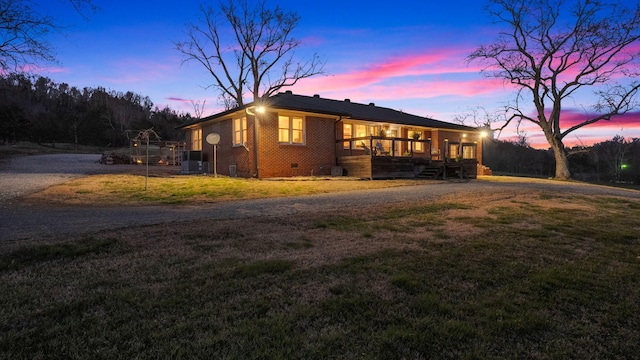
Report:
336,136,478,179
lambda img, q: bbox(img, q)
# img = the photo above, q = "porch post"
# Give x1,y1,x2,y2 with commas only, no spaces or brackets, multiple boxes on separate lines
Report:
444,139,449,161
369,136,373,158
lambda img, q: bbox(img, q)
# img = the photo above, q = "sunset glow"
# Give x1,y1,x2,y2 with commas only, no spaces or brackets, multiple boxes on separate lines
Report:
36,0,640,148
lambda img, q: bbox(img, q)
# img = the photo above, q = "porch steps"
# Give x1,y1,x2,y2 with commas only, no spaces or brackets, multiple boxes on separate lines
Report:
417,165,443,179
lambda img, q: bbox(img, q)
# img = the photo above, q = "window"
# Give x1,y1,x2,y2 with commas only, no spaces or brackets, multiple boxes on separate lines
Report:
233,117,247,146
191,128,202,150
376,128,396,156
448,143,459,159
407,130,424,152
462,144,477,159
343,123,352,149
279,115,304,144
344,123,382,149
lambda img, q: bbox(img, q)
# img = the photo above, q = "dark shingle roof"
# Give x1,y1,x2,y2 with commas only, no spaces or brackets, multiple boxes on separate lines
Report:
181,91,477,131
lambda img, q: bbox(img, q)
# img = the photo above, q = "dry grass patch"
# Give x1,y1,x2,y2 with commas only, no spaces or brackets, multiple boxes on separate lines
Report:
25,175,433,206
2,188,640,359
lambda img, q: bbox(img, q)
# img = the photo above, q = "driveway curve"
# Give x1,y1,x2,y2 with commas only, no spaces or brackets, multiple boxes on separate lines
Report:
1,154,639,242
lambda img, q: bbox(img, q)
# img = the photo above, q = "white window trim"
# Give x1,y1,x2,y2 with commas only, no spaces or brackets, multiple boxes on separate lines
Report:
279,114,305,145
233,117,247,147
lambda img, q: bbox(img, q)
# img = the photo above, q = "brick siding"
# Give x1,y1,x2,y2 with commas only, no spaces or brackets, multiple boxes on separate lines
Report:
193,113,482,178
257,113,336,178
198,112,336,178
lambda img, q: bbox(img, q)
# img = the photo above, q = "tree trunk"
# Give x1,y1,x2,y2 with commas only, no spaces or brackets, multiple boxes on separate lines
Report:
549,137,571,180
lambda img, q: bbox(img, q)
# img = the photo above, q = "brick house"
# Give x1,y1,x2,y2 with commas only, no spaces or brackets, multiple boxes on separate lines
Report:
179,91,483,179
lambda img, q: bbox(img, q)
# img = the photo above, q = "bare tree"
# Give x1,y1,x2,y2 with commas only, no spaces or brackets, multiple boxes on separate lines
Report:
453,105,506,139
0,0,95,71
175,0,324,107
190,98,206,119
468,0,640,180
129,128,161,191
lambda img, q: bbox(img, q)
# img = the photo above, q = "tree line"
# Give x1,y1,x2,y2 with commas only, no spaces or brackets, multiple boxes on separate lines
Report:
484,136,640,184
0,73,190,147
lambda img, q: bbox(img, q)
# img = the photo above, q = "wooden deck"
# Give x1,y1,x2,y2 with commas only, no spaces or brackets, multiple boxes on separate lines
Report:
338,155,477,179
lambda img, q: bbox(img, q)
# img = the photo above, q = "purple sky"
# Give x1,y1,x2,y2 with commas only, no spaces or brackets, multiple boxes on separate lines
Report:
36,0,640,148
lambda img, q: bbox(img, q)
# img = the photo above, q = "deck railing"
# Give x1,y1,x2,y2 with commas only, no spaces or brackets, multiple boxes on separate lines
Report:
338,136,432,158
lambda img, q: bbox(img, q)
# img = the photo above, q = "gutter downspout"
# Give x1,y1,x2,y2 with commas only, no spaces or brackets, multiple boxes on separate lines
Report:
253,114,259,178
334,116,342,166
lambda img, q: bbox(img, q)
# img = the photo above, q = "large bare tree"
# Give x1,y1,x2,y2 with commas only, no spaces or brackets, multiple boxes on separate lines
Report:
175,0,324,108
0,0,95,71
468,0,640,180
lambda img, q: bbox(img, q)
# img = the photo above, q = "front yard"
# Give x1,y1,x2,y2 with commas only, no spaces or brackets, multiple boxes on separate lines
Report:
2,185,639,359
25,174,435,205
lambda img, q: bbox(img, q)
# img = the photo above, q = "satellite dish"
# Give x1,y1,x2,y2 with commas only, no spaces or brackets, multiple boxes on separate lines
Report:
206,133,220,145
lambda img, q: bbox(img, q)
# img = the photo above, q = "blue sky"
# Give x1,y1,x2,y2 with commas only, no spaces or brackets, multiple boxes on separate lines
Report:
36,0,640,148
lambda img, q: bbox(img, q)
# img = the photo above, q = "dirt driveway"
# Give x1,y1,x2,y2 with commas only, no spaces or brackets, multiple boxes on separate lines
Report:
1,154,639,243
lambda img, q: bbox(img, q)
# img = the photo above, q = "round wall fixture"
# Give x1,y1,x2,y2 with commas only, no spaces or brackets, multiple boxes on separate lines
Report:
206,133,220,145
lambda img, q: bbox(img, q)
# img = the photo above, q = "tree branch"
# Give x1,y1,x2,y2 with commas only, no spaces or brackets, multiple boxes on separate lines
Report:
176,0,324,106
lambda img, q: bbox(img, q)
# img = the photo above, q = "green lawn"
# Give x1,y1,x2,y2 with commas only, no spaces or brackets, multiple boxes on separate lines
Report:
1,189,639,359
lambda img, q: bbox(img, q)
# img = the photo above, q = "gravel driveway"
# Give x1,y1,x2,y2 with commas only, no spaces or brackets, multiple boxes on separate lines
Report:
1,154,639,242
0,153,138,202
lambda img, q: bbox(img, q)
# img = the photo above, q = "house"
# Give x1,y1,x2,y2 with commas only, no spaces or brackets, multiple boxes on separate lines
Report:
178,91,484,179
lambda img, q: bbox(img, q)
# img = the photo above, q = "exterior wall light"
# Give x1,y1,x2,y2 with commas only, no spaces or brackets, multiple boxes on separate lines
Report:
246,105,266,116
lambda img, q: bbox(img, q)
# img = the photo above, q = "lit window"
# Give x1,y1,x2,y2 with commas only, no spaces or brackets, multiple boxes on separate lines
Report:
279,115,305,144
233,117,247,146
407,130,424,152
292,117,303,143
279,116,290,143
191,128,202,150
448,143,459,159
462,144,476,159
355,124,367,138
343,123,352,149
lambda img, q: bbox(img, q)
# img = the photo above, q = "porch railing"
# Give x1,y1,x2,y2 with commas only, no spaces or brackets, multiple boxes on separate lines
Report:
338,136,432,158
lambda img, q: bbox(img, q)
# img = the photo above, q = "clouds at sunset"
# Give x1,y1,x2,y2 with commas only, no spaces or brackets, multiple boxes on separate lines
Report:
30,0,638,144
557,109,640,130
2,64,69,77
166,97,191,103
292,48,504,102
495,109,640,148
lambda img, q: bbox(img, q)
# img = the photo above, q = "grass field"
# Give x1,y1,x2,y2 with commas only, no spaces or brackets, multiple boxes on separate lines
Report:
26,174,435,206
2,185,639,359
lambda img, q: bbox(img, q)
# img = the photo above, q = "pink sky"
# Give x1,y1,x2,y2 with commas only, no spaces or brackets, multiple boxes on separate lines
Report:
287,48,640,149
508,110,640,148
37,0,640,149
